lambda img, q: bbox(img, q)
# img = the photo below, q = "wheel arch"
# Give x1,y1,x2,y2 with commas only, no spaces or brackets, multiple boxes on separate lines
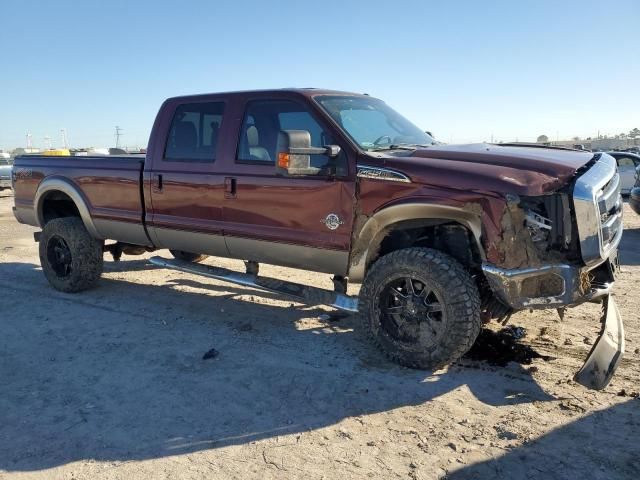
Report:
35,177,101,239
348,203,485,282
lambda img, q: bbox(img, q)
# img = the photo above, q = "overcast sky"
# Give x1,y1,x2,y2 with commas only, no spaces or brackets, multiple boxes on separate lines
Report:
1,0,639,150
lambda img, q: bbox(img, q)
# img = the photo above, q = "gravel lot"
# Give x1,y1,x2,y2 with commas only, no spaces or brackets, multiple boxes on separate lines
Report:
0,189,638,480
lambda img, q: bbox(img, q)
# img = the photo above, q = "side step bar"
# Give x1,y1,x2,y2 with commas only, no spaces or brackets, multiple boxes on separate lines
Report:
149,256,359,313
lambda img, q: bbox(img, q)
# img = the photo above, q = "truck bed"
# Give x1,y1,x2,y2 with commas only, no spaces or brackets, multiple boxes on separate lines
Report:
12,155,149,245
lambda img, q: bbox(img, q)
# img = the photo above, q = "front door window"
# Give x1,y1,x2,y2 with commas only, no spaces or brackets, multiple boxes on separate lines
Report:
236,99,346,176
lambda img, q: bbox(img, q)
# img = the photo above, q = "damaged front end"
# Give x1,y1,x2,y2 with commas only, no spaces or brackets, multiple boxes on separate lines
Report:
483,191,585,310
480,153,625,389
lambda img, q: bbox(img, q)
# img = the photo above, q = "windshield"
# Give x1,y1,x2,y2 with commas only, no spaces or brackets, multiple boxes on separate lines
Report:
316,95,434,151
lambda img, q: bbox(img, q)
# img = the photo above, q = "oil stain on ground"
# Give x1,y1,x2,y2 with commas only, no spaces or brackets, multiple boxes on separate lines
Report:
465,326,553,366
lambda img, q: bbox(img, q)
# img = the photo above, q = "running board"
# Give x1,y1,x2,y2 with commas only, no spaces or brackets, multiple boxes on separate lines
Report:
148,256,359,313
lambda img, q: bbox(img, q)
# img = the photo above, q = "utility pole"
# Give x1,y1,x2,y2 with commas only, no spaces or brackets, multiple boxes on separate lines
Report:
44,136,51,149
60,129,68,148
115,126,123,148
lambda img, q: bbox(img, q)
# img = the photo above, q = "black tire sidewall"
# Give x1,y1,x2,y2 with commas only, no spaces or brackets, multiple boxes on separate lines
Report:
39,217,103,293
359,247,481,369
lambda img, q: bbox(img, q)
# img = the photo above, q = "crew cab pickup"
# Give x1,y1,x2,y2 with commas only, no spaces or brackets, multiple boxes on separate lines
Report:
12,89,625,389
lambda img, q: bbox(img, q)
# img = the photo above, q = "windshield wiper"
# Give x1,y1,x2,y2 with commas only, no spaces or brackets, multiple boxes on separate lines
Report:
370,143,433,152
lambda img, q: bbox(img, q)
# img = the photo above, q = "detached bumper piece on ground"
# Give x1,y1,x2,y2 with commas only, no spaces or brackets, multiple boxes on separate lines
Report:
574,294,625,390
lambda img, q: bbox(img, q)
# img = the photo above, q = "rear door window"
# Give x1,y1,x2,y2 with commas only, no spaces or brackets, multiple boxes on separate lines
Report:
164,102,225,162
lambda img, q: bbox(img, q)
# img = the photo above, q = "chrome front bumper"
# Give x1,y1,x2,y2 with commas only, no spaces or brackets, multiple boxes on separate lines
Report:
482,260,614,310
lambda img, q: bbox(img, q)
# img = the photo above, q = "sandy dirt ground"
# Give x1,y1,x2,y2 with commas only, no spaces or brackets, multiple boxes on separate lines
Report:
0,189,638,480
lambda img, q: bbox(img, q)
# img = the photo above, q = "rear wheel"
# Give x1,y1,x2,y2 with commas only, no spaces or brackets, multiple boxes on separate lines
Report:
359,247,481,369
170,250,208,263
39,217,104,292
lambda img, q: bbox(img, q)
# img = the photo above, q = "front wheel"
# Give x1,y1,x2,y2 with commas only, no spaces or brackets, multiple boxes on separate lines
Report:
359,247,481,369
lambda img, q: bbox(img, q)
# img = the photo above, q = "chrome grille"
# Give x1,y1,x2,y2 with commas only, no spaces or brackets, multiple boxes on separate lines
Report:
598,177,623,248
573,154,623,266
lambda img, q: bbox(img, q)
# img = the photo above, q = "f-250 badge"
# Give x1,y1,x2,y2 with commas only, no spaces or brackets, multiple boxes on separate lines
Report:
322,213,344,230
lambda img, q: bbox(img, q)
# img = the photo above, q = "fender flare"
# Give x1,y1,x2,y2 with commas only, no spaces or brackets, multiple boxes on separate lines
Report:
348,203,484,282
35,176,101,239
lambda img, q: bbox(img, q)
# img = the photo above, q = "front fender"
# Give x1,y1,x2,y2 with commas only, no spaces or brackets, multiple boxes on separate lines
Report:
347,202,484,282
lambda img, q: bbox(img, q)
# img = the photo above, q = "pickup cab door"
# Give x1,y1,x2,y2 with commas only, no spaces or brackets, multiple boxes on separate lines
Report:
145,99,229,256
220,98,356,275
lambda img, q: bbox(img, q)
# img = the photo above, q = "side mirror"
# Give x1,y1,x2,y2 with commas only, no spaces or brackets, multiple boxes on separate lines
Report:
276,130,341,176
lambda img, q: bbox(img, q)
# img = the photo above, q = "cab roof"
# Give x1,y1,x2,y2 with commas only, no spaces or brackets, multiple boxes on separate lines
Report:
166,88,370,103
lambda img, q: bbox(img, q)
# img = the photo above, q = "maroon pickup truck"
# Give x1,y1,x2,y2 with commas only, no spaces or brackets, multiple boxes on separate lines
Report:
12,89,624,389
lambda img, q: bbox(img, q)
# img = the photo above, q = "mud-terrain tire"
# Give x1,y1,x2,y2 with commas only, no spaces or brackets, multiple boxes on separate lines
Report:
39,217,104,293
170,250,209,263
359,247,481,369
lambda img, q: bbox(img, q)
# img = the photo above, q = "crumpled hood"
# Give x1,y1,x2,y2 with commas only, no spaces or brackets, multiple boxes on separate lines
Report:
368,143,594,196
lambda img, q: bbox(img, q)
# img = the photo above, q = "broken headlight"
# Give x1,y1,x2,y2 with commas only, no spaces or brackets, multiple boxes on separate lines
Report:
522,193,579,263
525,209,552,244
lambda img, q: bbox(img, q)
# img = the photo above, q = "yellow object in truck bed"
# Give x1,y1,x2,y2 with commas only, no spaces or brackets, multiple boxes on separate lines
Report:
42,149,70,156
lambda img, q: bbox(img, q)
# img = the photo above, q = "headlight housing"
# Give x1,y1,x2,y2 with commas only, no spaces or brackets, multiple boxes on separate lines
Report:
525,209,552,244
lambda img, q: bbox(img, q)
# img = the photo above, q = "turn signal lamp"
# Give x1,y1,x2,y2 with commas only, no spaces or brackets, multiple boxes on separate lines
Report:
278,152,290,168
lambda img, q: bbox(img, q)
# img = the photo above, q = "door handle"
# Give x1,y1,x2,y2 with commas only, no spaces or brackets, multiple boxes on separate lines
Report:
152,174,163,193
224,177,237,199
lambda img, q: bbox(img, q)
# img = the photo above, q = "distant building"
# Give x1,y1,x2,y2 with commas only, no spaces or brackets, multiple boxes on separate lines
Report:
11,147,41,156
552,137,640,151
